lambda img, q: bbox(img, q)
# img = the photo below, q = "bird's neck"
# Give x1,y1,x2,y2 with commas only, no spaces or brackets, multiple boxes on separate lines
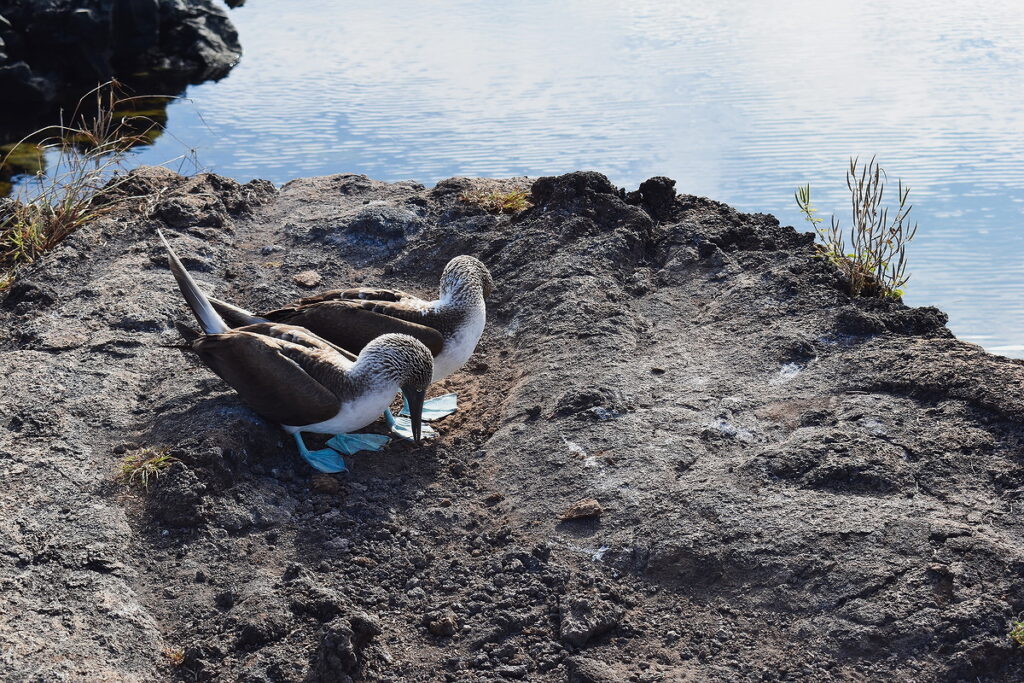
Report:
437,284,484,311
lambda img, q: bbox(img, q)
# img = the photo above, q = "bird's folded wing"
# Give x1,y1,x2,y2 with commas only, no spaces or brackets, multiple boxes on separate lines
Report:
263,300,445,356
193,331,342,426
239,322,359,363
297,287,423,305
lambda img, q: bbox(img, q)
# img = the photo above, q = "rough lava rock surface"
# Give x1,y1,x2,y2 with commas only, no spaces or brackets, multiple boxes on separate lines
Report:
1,167,1023,680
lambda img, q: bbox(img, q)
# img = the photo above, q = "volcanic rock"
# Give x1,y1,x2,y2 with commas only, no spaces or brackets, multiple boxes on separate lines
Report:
1,168,1022,680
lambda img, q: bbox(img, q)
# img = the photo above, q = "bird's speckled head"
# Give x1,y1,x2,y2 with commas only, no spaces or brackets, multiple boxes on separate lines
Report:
439,255,493,301
357,333,434,391
357,333,433,443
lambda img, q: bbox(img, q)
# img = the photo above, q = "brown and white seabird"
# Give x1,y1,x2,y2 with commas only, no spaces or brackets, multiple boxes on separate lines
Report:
159,230,434,472
209,256,492,439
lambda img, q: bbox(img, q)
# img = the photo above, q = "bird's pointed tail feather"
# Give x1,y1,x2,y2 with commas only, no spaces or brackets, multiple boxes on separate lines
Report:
158,229,229,335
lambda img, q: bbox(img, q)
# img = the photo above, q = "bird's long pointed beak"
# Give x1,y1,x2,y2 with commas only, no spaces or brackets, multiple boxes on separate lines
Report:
403,389,426,444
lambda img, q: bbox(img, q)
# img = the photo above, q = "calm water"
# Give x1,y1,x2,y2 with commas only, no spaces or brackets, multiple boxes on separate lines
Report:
29,0,1024,355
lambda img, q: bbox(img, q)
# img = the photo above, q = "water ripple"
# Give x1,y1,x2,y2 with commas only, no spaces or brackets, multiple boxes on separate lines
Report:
22,0,1024,354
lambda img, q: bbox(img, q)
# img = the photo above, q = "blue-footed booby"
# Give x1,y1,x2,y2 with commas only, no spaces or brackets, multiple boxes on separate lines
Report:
159,230,433,473
209,256,492,440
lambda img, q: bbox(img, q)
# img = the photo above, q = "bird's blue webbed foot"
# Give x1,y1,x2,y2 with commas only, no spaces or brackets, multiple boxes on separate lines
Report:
385,410,437,441
327,432,391,456
292,433,348,473
400,392,457,421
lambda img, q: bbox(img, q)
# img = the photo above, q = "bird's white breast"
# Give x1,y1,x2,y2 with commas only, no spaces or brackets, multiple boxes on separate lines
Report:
283,387,396,435
433,303,486,381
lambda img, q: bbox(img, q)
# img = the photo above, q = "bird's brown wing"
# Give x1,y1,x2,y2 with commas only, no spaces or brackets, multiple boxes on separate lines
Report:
192,329,343,426
262,300,445,357
237,322,360,363
295,287,422,306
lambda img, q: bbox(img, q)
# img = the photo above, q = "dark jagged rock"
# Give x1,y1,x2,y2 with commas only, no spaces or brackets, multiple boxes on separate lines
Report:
2,167,1023,680
624,174,677,221
314,612,383,681
559,594,622,647
0,0,241,136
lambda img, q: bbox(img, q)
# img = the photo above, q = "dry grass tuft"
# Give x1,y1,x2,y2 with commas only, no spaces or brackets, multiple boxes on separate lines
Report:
1,81,198,291
117,447,179,491
459,189,532,214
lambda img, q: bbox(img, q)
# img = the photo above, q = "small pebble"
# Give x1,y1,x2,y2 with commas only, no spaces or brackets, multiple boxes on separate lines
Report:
561,498,603,520
428,610,459,636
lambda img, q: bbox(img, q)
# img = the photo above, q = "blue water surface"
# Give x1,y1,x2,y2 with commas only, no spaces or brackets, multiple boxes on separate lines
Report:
48,0,1024,354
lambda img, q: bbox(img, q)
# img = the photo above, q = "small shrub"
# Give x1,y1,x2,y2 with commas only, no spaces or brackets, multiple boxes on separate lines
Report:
1011,619,1024,647
459,189,532,214
118,447,179,490
796,156,918,298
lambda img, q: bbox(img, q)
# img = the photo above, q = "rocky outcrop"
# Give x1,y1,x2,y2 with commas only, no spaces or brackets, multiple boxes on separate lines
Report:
1,167,1023,680
0,0,240,134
